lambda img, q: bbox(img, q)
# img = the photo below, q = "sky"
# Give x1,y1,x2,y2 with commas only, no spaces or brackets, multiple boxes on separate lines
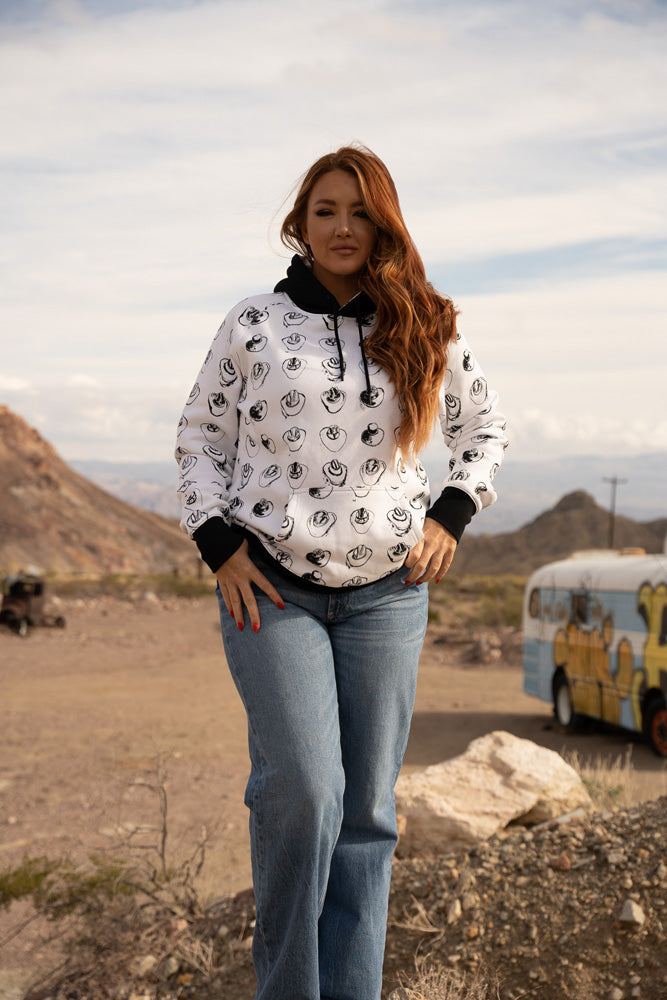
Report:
1,0,666,483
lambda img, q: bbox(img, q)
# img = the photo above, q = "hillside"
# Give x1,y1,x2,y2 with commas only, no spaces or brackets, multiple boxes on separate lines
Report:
0,406,195,575
454,489,667,576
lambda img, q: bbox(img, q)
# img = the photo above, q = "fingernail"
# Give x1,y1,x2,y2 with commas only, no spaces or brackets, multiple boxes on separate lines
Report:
237,621,244,631
252,623,260,633
229,608,235,617
277,601,285,610
435,578,441,584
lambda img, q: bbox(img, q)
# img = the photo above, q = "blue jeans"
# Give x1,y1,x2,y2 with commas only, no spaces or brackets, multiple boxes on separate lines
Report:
217,552,429,1000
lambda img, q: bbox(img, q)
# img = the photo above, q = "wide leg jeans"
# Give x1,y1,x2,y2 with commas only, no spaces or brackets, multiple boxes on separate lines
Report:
218,553,429,1000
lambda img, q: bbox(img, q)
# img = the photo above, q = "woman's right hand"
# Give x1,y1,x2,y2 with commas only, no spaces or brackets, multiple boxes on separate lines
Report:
215,540,285,632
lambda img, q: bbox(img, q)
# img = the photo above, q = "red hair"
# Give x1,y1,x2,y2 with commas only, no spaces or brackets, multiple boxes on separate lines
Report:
281,144,458,455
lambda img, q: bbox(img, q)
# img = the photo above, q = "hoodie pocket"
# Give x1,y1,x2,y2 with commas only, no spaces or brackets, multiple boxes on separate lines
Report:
277,487,423,580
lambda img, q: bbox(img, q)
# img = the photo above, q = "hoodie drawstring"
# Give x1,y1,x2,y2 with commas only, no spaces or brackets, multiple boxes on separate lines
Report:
331,305,374,402
332,312,346,381
357,317,373,400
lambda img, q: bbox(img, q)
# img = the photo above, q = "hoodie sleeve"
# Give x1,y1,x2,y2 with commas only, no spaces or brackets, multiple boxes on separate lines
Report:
426,330,508,540
174,312,246,572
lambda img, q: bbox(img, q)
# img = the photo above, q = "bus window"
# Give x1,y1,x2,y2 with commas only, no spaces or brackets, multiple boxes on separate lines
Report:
528,588,540,618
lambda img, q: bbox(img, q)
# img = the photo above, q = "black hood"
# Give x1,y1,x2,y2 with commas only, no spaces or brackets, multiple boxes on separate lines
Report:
274,255,375,319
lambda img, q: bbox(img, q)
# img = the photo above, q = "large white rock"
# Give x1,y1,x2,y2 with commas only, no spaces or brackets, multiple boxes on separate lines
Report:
395,730,591,855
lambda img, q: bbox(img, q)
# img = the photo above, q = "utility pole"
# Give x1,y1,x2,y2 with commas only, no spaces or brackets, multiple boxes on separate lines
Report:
603,476,628,549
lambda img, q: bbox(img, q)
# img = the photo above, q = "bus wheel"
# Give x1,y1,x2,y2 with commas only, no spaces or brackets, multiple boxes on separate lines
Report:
643,698,667,757
553,672,577,730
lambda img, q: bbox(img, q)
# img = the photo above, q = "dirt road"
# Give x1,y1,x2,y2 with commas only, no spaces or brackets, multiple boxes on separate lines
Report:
2,592,664,907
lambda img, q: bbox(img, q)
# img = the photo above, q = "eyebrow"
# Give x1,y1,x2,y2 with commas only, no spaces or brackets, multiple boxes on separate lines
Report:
312,198,365,208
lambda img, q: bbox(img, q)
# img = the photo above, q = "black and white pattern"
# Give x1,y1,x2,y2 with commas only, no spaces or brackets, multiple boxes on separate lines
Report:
176,292,507,587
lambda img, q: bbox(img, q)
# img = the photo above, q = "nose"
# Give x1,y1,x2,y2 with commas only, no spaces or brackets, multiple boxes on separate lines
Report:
336,215,352,236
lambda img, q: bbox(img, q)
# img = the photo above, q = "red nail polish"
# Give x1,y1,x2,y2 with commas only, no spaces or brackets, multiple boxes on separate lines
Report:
278,601,285,610
237,621,244,631
229,608,235,617
253,623,260,633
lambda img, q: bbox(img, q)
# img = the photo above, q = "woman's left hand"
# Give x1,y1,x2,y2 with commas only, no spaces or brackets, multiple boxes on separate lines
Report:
404,517,457,585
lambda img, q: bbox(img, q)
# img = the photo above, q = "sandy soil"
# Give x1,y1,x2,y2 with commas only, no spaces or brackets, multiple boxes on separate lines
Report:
1,592,665,994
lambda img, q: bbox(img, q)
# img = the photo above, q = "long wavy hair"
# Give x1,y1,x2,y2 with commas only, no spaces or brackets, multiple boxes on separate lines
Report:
281,144,458,456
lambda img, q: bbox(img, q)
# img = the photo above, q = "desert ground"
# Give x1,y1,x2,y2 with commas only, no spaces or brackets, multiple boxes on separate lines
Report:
1,587,666,995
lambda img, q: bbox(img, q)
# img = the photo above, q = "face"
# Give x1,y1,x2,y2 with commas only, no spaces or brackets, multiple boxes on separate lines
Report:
301,169,376,304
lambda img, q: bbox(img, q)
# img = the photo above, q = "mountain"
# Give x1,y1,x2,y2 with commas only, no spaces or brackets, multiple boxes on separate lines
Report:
0,406,195,575
452,489,667,576
70,459,181,519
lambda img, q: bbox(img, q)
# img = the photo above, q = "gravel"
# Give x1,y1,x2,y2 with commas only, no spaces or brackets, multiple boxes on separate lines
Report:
26,797,667,1000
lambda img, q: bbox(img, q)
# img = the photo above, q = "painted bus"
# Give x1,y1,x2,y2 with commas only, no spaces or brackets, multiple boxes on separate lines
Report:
522,548,667,757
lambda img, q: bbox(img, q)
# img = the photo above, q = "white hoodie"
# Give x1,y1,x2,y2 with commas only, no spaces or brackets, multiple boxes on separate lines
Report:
175,257,507,588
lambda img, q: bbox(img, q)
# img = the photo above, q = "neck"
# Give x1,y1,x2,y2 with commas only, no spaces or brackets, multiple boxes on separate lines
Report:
310,263,360,307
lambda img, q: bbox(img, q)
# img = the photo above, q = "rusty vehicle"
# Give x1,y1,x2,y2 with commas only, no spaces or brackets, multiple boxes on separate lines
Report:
0,573,66,636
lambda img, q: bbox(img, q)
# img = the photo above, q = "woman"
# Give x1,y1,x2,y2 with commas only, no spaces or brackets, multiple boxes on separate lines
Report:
176,145,507,1000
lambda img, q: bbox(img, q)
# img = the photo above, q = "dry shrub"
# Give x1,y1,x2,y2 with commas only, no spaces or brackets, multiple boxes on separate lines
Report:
564,745,667,809
393,958,501,1000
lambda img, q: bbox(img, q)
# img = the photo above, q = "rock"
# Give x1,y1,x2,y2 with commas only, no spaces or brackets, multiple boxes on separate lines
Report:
395,731,591,854
618,899,646,926
160,955,180,978
129,955,158,978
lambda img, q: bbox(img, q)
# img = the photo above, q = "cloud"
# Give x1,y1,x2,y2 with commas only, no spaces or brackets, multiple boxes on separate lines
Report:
1,0,666,466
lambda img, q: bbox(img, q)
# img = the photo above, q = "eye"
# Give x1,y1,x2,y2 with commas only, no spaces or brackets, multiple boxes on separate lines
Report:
315,209,333,217
354,209,369,219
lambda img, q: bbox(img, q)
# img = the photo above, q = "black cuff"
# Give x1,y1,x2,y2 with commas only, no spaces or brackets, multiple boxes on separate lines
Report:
426,486,477,543
193,517,245,574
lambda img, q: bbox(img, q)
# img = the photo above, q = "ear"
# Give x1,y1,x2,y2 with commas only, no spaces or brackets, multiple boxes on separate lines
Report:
299,223,309,247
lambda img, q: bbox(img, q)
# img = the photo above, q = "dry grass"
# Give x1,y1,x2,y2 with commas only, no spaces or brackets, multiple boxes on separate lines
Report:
44,570,216,599
564,745,667,809
393,959,501,1000
429,574,526,629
